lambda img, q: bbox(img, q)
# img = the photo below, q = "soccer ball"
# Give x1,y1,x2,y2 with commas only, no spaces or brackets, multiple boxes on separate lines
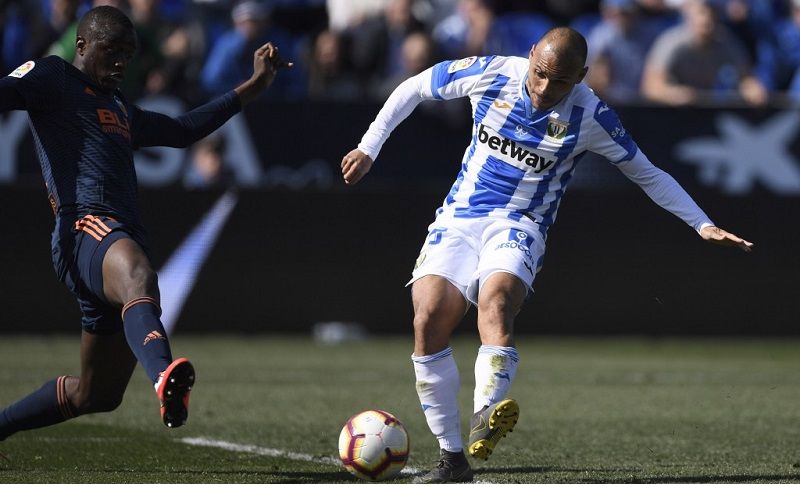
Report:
338,409,410,481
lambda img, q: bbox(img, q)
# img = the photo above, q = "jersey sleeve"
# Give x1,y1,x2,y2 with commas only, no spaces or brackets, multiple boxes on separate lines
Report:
130,90,241,149
615,149,714,232
0,58,64,112
357,56,493,160
428,56,495,100
586,100,639,163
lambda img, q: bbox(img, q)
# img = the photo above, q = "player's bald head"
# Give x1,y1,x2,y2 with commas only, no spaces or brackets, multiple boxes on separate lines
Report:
532,27,587,71
77,6,135,42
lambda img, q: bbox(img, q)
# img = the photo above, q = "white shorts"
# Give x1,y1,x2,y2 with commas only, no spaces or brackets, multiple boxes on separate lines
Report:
407,215,546,306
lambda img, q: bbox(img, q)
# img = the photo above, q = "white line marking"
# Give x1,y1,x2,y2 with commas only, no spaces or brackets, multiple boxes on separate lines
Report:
179,436,420,475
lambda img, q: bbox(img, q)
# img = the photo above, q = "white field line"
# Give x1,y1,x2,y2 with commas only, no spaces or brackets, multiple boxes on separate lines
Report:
179,437,499,483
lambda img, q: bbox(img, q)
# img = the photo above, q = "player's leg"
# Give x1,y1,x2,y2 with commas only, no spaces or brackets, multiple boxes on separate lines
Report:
467,226,539,460
0,330,135,441
409,220,479,482
411,275,473,483
68,329,137,415
474,271,525,408
101,237,194,428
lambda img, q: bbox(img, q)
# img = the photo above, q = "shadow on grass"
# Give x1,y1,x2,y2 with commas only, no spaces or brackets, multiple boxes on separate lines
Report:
0,467,353,482
578,474,800,483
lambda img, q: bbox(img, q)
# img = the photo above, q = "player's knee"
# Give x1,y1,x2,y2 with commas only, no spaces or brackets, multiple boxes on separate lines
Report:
478,295,511,318
478,288,522,319
121,262,158,300
412,304,444,333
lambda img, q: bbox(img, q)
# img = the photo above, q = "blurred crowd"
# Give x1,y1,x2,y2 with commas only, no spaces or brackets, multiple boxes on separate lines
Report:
2,0,800,107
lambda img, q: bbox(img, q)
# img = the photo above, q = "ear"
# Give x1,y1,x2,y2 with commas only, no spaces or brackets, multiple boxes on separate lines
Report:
576,65,588,84
76,36,86,56
529,44,536,60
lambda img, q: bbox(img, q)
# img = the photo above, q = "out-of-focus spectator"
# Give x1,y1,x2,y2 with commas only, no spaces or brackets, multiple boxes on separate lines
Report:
149,15,207,102
432,0,493,58
307,28,360,101
1,0,40,75
327,0,389,32
789,63,800,101
30,0,80,59
485,10,553,57
586,0,660,103
183,134,233,189
545,0,599,23
122,0,165,99
715,0,780,64
371,30,433,99
348,0,425,89
641,0,767,106
201,0,304,100
755,0,800,91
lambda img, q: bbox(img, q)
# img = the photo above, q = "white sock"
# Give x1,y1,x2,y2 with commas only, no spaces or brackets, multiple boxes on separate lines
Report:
473,345,519,413
412,347,463,452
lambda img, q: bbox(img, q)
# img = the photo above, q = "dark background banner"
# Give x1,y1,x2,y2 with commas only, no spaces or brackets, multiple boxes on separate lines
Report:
1,101,798,334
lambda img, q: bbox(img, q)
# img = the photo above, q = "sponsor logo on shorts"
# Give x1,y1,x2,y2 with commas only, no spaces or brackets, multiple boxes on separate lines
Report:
495,230,535,275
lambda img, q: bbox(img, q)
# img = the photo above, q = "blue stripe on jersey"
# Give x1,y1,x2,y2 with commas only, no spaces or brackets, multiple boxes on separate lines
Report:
445,133,477,206
519,104,585,228
594,101,638,162
455,155,525,218
496,97,546,145
554,105,585,161
537,151,587,237
474,74,511,124
429,56,495,100
504,110,553,223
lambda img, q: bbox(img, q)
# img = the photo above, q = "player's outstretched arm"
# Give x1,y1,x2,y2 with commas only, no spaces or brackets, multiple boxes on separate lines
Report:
341,149,374,185
699,226,754,252
235,42,293,106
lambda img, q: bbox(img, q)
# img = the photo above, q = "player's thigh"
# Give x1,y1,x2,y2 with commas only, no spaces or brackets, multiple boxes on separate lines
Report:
411,275,469,355
477,271,527,320
102,237,159,306
411,275,469,325
69,217,136,334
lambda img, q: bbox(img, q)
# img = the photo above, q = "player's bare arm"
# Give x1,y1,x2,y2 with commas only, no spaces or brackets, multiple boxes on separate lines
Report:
235,42,293,106
700,226,754,252
341,149,374,185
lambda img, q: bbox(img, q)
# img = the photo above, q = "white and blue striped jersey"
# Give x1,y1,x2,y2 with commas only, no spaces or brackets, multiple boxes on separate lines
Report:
358,55,713,238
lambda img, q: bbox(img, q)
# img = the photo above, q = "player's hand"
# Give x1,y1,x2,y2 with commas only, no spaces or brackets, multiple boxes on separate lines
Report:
235,42,293,106
341,149,373,185
254,42,293,86
700,225,753,252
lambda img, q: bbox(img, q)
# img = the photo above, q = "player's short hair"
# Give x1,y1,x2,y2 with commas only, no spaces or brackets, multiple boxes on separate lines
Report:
77,6,135,42
537,27,588,68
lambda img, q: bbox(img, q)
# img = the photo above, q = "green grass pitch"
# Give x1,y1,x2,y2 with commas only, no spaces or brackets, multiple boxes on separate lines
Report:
1,335,799,483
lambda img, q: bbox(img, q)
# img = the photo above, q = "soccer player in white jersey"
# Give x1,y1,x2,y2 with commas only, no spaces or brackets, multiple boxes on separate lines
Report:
342,27,753,483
